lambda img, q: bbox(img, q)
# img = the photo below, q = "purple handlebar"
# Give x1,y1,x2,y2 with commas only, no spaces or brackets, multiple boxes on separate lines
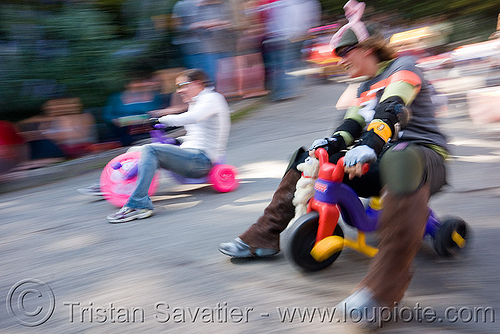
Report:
111,161,138,180
150,129,178,145
111,162,122,170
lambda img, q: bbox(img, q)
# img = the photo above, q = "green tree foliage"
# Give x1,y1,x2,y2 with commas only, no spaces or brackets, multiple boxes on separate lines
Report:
0,1,176,122
319,0,498,49
319,0,498,19
0,0,498,121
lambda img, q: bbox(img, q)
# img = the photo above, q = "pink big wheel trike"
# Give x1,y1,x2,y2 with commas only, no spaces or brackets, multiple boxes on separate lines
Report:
285,148,470,271
100,124,239,207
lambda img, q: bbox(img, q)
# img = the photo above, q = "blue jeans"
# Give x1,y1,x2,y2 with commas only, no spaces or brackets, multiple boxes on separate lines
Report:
183,53,203,72
125,143,213,210
263,39,301,101
194,52,232,86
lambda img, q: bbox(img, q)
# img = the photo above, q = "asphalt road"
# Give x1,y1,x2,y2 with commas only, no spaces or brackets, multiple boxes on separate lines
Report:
1,80,499,333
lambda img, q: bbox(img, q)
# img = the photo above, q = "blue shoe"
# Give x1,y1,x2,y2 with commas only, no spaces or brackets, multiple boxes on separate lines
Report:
218,238,279,258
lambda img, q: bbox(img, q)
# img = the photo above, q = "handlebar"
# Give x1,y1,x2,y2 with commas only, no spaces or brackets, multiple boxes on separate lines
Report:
314,148,369,182
315,147,329,165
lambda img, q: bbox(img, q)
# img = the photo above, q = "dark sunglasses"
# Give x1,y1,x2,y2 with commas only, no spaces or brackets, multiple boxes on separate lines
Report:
336,45,358,58
175,81,192,89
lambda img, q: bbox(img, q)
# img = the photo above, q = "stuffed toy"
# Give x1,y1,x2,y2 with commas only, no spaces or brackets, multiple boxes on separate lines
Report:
290,156,320,224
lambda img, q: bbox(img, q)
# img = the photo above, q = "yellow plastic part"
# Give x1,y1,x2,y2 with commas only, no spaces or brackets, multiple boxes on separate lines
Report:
369,196,383,210
451,231,466,248
344,232,379,258
311,236,344,262
310,231,379,262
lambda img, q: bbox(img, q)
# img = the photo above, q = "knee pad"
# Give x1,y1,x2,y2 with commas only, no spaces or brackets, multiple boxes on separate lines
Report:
284,147,309,176
380,143,425,195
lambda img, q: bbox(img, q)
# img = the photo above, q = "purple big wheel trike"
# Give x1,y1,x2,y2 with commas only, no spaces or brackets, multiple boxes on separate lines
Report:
100,123,239,207
285,148,470,272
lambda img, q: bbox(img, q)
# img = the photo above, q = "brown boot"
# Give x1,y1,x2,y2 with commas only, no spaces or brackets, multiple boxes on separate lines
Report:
358,183,431,307
239,169,302,250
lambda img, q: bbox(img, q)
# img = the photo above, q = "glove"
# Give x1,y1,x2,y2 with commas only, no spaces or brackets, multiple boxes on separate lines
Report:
344,145,377,167
309,135,345,153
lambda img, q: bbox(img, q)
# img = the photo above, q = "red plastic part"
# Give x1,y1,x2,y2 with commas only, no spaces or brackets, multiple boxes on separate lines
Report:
309,199,340,242
315,149,370,182
309,148,371,243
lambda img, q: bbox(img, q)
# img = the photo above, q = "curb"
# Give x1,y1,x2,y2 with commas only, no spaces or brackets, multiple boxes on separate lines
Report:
0,147,127,194
0,96,268,194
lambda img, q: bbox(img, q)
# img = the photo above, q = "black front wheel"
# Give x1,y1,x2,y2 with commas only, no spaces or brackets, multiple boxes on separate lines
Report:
285,211,344,271
433,216,470,258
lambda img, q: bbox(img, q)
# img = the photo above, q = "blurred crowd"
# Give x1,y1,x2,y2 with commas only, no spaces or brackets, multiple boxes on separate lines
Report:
1,0,324,173
1,0,500,175
171,0,321,100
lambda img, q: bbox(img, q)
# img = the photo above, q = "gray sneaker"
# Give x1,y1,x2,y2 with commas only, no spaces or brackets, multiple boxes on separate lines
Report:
107,206,153,224
77,183,105,196
218,238,279,258
335,287,381,329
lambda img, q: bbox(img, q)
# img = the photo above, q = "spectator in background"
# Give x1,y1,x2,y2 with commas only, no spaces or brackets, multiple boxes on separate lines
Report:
102,67,166,147
171,0,202,69
233,0,268,98
77,68,188,197
40,97,95,159
259,0,321,101
17,97,95,161
188,0,237,85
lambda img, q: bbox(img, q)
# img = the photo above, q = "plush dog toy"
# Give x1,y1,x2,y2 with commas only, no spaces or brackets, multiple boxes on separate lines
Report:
290,156,320,224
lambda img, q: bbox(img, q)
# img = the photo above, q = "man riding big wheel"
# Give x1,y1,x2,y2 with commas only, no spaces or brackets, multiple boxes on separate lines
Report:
219,0,449,321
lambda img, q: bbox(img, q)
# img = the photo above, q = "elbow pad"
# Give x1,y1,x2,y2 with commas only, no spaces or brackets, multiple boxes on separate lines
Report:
374,96,411,131
361,96,413,155
370,96,411,142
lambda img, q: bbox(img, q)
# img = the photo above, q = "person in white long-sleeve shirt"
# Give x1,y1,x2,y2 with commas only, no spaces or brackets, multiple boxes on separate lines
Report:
159,83,230,164
107,69,231,223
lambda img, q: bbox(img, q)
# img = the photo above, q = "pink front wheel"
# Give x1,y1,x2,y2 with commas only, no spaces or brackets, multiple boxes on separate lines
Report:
100,151,160,207
208,164,239,193
101,154,238,207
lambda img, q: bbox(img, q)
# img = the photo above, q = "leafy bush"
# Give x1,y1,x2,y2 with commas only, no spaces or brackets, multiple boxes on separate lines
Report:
0,1,178,122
